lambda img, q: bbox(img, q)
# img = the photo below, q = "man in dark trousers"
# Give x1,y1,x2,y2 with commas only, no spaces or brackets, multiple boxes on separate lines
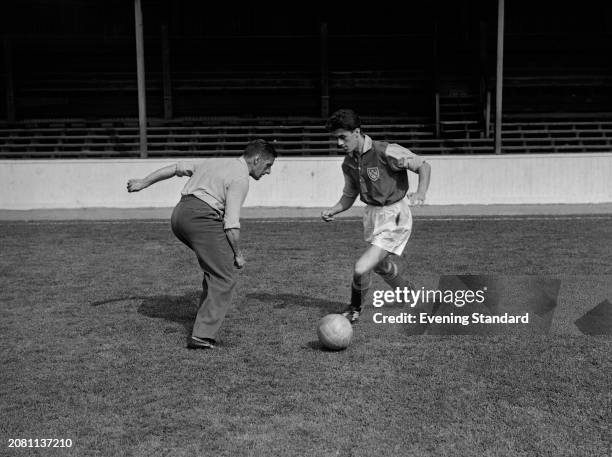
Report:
127,139,276,349
321,109,431,323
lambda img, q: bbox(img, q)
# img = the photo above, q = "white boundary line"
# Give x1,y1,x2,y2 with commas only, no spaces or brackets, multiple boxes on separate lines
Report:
1,215,612,225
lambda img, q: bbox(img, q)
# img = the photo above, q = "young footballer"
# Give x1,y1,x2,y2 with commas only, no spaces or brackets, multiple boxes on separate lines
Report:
127,139,276,348
321,109,431,323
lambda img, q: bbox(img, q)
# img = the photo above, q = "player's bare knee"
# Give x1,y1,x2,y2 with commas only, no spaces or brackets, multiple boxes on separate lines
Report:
353,262,371,279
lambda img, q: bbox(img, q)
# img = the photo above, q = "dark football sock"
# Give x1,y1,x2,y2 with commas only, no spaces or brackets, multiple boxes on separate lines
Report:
375,258,415,291
350,274,371,310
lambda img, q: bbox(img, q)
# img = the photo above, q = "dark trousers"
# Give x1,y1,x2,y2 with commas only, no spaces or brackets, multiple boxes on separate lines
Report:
171,195,236,340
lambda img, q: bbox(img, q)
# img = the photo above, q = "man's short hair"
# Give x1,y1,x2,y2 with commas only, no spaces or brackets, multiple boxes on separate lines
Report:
325,109,361,132
243,139,277,159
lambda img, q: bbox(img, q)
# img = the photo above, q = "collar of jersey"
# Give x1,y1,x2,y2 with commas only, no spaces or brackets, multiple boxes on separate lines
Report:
349,135,373,160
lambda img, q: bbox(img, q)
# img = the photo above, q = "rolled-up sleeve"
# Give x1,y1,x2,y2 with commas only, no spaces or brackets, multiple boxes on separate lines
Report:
223,177,249,229
176,161,196,177
385,143,425,172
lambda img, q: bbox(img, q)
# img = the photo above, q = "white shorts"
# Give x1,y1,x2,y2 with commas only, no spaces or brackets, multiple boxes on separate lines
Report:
363,196,413,256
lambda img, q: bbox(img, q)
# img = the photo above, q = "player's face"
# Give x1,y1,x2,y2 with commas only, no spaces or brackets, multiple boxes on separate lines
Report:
251,156,275,180
331,128,360,154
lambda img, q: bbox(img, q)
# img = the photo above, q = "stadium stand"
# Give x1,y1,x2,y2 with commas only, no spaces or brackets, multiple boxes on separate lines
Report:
0,118,437,157
2,3,612,158
3,115,610,157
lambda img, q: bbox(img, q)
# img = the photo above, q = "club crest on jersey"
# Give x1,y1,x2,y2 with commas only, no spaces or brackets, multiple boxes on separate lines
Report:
366,167,380,182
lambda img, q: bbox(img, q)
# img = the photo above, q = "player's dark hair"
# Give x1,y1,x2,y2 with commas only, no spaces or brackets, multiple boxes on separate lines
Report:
325,109,361,132
243,139,277,159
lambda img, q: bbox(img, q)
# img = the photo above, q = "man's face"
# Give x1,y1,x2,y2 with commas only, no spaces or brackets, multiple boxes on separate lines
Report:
331,128,360,154
251,155,275,180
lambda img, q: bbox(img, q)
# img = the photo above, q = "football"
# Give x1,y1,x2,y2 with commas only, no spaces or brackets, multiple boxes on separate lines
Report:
317,314,353,350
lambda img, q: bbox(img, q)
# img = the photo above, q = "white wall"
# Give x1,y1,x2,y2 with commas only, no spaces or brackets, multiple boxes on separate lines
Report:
1,153,611,210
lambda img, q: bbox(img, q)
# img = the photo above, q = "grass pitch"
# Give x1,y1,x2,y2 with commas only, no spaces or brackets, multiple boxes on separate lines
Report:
1,216,611,456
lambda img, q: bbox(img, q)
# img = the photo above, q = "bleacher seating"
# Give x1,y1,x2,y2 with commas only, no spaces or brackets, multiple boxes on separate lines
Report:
498,30,612,116
14,69,321,118
2,115,611,158
497,117,612,153
3,27,612,157
500,69,612,116
0,118,433,157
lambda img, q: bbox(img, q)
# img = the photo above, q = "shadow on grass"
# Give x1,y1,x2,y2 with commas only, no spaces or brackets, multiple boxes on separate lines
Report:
91,292,199,332
91,292,346,341
247,292,345,313
305,340,349,352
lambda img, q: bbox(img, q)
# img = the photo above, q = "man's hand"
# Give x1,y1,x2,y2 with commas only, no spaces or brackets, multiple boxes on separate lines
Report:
234,252,246,269
321,208,336,222
408,192,426,206
127,179,147,193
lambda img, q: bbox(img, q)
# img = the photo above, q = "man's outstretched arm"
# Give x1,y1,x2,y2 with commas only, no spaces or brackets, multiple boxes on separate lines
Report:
127,164,183,192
